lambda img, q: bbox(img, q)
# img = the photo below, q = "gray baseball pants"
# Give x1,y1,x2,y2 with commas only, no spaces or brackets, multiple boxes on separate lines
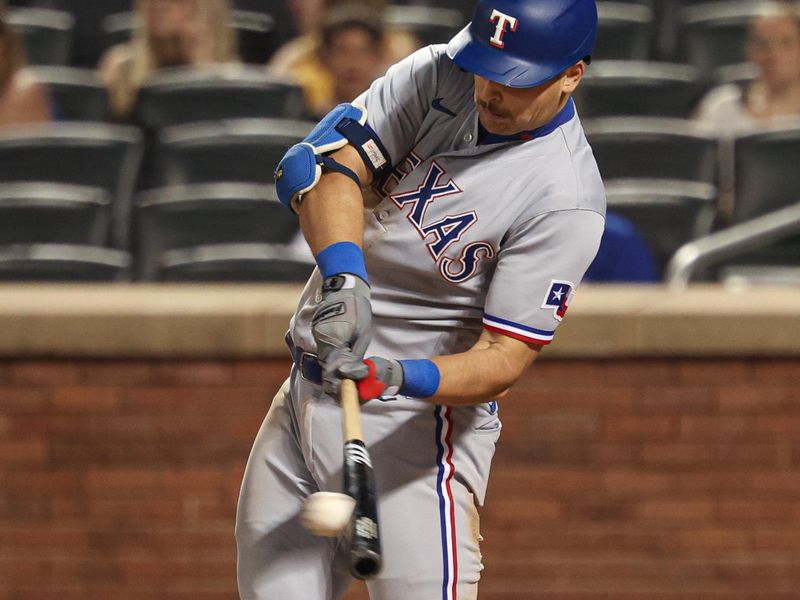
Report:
235,370,501,599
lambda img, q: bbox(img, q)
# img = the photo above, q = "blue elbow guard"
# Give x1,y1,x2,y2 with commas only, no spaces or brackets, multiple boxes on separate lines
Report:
274,103,392,212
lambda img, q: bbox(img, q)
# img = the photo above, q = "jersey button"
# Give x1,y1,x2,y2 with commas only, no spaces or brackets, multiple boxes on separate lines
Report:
463,132,474,142
377,210,390,221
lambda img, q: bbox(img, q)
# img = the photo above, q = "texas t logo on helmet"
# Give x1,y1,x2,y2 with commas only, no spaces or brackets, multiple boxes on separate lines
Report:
489,9,518,49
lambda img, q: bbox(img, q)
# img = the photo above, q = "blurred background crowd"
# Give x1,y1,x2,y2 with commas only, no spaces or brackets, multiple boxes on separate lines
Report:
0,0,798,285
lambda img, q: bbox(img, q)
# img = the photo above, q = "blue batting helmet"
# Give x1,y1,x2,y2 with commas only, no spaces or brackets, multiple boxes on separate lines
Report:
446,0,598,88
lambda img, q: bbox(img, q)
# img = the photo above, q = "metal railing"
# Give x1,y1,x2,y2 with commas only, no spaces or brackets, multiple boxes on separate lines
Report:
665,201,800,289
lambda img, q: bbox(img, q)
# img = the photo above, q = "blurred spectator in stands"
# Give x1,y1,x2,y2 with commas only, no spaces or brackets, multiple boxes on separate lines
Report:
270,0,421,118
287,0,326,38
0,1,52,126
99,0,239,121
695,2,800,133
286,6,386,118
318,8,386,116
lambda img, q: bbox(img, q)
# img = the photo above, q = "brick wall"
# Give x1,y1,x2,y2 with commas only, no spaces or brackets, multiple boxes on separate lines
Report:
1,358,798,599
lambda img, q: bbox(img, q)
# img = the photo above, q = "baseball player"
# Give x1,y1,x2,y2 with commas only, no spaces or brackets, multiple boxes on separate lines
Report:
236,1,605,598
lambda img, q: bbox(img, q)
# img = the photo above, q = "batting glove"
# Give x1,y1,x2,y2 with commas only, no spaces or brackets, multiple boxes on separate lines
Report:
313,274,370,398
312,273,372,366
353,357,404,402
322,346,370,397
324,352,402,401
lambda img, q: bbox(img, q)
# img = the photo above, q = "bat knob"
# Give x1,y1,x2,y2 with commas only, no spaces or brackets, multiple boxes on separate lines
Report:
350,547,382,580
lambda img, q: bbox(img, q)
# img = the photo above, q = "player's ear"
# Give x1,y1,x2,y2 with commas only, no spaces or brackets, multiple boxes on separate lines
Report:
561,61,586,94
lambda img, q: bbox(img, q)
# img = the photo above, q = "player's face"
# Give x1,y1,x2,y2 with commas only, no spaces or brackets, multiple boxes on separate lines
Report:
748,16,800,88
474,63,585,135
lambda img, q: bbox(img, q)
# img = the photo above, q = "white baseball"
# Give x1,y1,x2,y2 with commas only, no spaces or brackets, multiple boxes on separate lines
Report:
301,492,356,537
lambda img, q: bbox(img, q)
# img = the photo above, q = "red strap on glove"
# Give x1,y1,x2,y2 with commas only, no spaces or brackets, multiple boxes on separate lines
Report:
356,359,386,402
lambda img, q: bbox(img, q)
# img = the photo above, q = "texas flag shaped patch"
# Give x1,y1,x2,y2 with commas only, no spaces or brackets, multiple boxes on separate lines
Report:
542,280,574,321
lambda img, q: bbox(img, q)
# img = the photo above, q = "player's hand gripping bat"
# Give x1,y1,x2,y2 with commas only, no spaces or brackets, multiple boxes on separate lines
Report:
340,378,383,579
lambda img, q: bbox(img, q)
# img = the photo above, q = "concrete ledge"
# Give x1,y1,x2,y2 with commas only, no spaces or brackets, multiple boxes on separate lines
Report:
0,284,300,358
551,284,800,357
0,284,798,357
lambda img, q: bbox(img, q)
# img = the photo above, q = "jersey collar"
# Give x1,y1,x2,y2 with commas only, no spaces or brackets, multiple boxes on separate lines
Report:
477,98,576,145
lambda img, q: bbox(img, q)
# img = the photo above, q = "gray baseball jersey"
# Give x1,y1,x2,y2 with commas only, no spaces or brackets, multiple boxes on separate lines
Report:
288,44,605,359
237,45,605,600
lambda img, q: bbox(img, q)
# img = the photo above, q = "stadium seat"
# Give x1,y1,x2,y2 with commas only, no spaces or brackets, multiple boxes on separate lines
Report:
0,123,143,248
234,10,280,64
575,61,707,117
385,6,466,46
0,183,111,246
709,235,800,282
677,1,773,76
133,66,306,129
604,179,717,273
135,183,299,280
102,8,288,67
0,244,131,281
712,62,758,86
153,119,313,187
389,0,473,21
5,0,61,6
584,117,719,183
595,2,654,60
158,243,315,283
14,0,134,66
6,7,74,66
232,0,295,33
29,67,109,121
733,125,800,223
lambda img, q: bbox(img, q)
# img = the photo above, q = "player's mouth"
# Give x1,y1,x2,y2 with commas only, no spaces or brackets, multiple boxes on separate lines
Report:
477,103,512,129
478,101,509,119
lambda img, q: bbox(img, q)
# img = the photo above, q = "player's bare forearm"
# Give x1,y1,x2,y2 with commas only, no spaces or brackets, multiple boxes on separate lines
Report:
298,145,374,256
429,330,541,405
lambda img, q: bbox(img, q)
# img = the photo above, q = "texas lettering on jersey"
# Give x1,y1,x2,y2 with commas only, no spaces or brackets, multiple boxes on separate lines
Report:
388,158,496,284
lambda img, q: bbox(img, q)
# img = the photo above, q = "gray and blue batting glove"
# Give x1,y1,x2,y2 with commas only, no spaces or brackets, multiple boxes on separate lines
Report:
313,274,372,395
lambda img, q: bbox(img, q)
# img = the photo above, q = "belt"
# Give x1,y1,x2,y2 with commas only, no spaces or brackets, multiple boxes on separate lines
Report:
285,332,323,385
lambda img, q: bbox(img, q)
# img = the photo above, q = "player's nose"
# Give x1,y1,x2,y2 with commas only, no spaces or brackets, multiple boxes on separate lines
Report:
474,75,503,104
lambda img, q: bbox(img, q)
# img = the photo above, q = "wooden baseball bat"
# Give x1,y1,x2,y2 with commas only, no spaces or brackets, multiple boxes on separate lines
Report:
340,379,383,580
